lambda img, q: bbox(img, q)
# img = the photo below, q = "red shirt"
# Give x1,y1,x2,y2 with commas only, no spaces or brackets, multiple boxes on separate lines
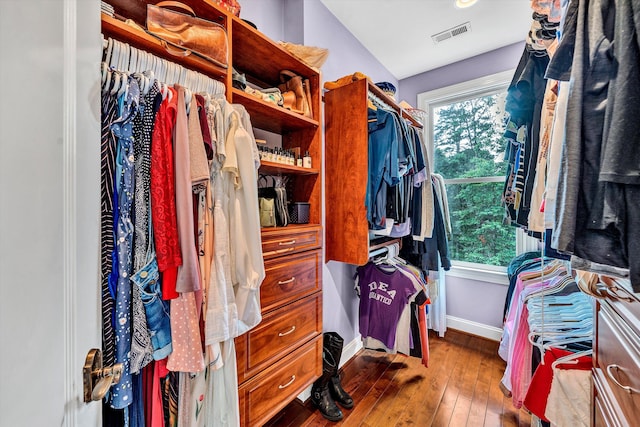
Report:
150,87,181,300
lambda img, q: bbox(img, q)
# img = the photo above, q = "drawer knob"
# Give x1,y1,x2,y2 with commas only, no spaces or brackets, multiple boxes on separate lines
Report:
606,364,640,394
604,286,635,303
278,240,297,246
278,325,296,337
278,277,296,285
278,375,296,389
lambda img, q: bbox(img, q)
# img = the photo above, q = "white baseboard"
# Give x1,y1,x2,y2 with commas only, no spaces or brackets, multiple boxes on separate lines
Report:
339,335,363,369
297,385,312,402
297,335,363,402
446,315,503,341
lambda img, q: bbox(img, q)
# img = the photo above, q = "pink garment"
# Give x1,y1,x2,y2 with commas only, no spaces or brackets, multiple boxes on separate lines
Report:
167,292,205,372
152,359,170,427
499,262,566,397
187,93,210,191
508,274,570,408
173,86,202,294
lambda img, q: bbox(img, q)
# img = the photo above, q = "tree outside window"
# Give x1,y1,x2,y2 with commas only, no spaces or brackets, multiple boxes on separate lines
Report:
432,91,515,267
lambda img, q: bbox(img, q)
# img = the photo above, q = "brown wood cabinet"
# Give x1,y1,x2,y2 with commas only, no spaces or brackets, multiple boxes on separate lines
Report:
230,12,323,427
593,285,640,426
324,79,421,265
101,2,323,426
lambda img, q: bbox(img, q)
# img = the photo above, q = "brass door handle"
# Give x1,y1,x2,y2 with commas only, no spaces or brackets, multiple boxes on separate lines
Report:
278,240,296,246
83,349,124,402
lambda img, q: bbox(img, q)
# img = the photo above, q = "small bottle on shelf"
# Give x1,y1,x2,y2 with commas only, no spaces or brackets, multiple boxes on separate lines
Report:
303,150,312,169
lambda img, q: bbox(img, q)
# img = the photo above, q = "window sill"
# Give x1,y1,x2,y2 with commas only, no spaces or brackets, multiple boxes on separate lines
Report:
445,264,509,286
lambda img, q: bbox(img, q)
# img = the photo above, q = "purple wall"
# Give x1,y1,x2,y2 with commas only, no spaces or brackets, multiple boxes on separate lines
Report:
301,0,397,86
239,0,396,86
399,41,524,106
446,277,509,329
237,0,285,42
239,0,518,341
284,0,304,44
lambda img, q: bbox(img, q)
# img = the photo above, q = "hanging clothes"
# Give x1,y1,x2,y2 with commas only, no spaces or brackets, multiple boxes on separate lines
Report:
354,250,430,367
99,39,265,425
507,0,640,291
401,179,451,273
109,77,141,409
150,86,181,301
498,258,593,410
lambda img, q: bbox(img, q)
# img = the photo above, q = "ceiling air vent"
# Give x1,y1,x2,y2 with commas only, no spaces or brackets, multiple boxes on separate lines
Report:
431,22,472,44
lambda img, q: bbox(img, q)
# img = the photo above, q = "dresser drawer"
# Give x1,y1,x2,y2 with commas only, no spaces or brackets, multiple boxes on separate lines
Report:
247,293,321,372
593,367,629,427
261,249,321,312
261,225,321,260
597,303,640,423
239,335,322,427
600,283,640,337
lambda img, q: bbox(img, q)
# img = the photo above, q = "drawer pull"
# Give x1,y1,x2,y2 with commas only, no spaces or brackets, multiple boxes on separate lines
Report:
605,286,635,303
278,240,297,246
278,325,296,337
278,277,296,285
606,364,640,394
278,375,296,389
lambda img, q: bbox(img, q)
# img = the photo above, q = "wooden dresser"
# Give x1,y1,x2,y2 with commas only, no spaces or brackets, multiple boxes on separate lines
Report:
235,226,322,426
229,14,324,427
593,284,640,426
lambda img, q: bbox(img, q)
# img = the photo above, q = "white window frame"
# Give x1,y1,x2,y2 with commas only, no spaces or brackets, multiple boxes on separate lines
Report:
417,70,539,285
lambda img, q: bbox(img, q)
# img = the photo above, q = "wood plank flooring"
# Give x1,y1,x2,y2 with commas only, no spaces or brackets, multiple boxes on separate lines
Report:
264,329,531,427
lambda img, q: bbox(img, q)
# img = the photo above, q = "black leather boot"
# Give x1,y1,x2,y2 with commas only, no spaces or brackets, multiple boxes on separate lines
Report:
311,380,343,422
324,332,354,409
329,375,354,409
311,343,343,422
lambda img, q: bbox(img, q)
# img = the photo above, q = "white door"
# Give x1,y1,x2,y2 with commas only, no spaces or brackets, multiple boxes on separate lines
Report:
0,0,103,425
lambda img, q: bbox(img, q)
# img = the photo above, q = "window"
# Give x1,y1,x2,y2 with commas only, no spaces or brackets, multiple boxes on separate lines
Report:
418,71,525,273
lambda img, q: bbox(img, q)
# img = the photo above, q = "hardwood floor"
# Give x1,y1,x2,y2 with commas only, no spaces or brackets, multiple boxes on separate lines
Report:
264,329,531,427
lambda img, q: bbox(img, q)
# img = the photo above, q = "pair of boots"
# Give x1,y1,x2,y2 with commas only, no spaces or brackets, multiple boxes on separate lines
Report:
311,332,354,421
278,70,313,118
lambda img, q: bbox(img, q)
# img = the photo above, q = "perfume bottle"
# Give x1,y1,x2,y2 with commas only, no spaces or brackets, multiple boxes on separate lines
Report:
303,150,312,168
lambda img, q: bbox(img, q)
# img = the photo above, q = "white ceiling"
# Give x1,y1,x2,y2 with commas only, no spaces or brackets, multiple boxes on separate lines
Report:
320,0,534,80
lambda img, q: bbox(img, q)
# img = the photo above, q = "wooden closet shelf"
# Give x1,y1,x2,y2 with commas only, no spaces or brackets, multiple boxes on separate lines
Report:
232,88,319,133
101,14,228,80
259,161,319,176
231,16,317,84
105,0,228,30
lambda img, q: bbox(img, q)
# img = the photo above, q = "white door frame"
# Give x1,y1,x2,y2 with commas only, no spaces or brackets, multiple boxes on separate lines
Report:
0,0,102,425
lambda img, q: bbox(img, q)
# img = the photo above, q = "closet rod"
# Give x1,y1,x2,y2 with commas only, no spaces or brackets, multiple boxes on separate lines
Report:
103,37,225,96
367,85,423,128
368,237,402,259
101,14,227,80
